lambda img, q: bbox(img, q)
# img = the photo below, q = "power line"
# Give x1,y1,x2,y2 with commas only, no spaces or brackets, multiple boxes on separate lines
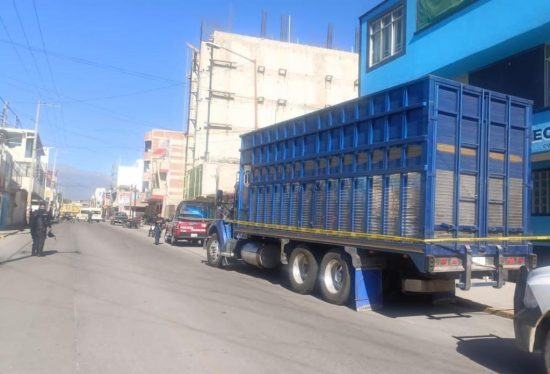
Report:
0,74,175,130
0,13,30,75
70,83,183,103
31,0,66,148
32,0,58,93
11,0,48,90
0,38,185,85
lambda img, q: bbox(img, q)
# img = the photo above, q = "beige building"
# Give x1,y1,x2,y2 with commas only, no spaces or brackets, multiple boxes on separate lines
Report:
0,128,46,226
0,139,26,227
143,129,186,217
185,31,359,199
3,129,46,201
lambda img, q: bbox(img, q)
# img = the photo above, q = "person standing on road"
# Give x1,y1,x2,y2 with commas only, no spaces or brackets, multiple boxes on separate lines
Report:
30,202,51,257
153,214,164,245
87,210,93,223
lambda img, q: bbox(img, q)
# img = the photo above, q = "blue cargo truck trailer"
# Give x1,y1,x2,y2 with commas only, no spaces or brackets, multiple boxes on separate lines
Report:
204,76,537,310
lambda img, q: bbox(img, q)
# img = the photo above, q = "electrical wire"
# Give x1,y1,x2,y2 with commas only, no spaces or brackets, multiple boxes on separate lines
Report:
0,13,30,75
31,0,67,148
11,0,48,90
31,0,58,94
0,74,178,130
0,38,185,85
69,83,183,103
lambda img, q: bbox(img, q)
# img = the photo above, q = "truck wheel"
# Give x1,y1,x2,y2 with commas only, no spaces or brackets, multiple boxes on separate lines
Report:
319,250,351,305
206,233,223,267
288,246,318,294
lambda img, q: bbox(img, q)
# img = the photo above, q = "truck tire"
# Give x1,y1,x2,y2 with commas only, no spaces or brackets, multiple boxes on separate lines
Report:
288,246,318,294
206,233,223,267
319,250,351,305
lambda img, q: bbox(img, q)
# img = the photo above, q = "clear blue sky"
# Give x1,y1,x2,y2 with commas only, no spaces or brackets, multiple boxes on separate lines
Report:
0,0,380,197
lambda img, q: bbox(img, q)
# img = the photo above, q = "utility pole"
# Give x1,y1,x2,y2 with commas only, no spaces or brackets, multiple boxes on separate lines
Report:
205,43,215,162
130,185,134,219
1,102,8,127
51,148,58,216
27,101,41,221
183,43,199,200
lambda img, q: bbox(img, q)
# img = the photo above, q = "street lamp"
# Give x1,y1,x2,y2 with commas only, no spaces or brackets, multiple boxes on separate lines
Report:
203,41,259,162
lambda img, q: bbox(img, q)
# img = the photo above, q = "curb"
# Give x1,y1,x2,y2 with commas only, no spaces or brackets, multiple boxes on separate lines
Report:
456,296,514,319
0,230,20,240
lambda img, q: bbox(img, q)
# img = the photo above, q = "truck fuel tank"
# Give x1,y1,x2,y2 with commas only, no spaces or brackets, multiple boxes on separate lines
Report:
240,242,280,269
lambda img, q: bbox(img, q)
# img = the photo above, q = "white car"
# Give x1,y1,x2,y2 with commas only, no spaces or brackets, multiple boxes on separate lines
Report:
514,266,550,373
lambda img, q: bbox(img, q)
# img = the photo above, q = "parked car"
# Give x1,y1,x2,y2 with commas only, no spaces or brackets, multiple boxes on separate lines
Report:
514,265,550,372
61,212,74,222
164,201,212,245
110,212,128,225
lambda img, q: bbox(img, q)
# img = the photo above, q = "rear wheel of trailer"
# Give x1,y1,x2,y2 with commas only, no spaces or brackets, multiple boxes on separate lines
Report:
288,246,318,294
318,250,352,305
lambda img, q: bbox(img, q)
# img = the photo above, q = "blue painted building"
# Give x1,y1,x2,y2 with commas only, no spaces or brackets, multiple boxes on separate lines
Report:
359,0,550,264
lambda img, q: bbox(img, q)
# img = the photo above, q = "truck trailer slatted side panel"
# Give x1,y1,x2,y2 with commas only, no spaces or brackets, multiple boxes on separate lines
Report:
236,76,532,272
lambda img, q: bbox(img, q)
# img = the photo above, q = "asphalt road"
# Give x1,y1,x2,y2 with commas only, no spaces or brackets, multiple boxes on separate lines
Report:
0,221,545,374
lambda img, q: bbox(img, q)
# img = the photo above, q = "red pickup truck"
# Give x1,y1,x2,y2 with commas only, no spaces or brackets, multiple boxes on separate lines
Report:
164,203,211,245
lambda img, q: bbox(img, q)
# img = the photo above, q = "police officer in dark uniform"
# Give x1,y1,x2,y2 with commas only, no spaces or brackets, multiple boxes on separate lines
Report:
30,202,51,256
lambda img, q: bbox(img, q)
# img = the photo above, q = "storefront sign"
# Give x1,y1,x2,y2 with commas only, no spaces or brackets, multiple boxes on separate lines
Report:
532,122,550,153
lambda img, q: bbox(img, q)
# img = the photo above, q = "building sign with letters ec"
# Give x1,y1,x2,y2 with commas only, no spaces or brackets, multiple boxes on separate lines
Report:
532,122,550,153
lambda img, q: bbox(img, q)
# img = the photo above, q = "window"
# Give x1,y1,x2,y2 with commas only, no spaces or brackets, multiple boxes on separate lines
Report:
417,0,475,31
369,6,404,67
25,138,34,158
533,169,550,215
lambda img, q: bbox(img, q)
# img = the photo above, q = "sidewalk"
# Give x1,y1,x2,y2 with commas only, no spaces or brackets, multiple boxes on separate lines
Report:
0,225,26,239
0,227,32,263
456,280,515,319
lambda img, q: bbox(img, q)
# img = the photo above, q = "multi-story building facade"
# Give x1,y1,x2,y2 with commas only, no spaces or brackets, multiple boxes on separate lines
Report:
143,129,186,217
0,136,25,227
359,0,550,264
110,160,144,217
0,128,46,224
184,31,359,199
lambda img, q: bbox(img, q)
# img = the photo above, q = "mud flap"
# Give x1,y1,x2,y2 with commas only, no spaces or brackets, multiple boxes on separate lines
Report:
493,245,505,289
345,247,383,311
458,245,472,291
354,267,383,311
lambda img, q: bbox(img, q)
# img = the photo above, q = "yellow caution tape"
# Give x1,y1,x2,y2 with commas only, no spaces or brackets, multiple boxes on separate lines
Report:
425,236,550,243
229,220,550,244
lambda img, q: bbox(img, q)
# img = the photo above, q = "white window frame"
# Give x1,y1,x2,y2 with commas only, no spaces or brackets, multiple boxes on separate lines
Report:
369,5,404,68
